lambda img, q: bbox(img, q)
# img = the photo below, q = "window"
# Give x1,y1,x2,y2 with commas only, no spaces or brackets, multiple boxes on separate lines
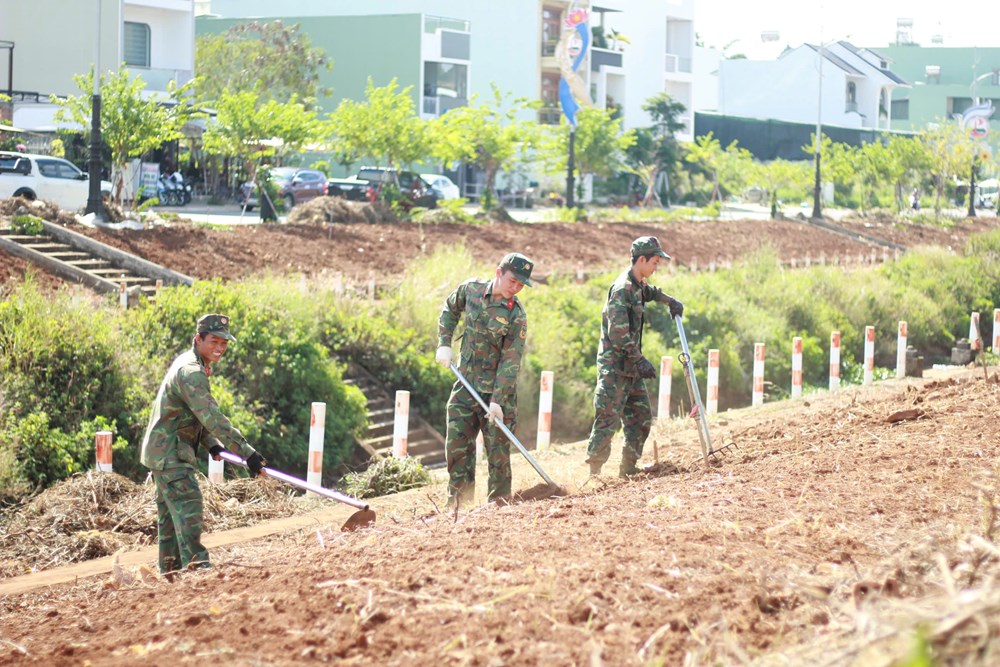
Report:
423,62,468,100
37,158,81,179
542,7,562,56
890,99,909,120
124,22,150,68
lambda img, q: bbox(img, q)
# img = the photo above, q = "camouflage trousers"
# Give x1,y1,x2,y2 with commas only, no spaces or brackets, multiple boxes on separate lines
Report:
152,467,210,574
445,381,516,504
586,372,651,465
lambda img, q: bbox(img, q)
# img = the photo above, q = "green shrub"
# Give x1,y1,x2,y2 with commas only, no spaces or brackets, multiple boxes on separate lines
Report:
10,214,44,235
340,456,432,499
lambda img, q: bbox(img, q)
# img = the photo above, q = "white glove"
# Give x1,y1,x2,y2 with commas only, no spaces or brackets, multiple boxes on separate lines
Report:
488,402,504,423
435,345,453,368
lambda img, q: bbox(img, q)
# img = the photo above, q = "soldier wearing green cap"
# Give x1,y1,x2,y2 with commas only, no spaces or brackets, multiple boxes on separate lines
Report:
585,237,684,477
141,313,267,575
435,253,533,506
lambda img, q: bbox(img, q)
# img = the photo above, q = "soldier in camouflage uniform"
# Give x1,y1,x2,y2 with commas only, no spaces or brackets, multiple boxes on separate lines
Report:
435,253,534,507
586,237,684,477
141,314,267,575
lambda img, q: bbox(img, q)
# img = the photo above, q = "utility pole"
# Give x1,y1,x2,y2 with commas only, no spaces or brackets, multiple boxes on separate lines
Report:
566,127,576,208
811,42,824,220
85,0,105,218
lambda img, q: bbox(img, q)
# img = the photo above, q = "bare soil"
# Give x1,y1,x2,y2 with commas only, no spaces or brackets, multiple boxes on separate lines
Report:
3,369,1000,665
8,212,999,288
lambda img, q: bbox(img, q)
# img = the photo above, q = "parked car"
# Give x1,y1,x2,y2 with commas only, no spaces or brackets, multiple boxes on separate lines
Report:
354,167,438,209
0,151,112,211
240,167,328,211
327,176,375,202
420,173,462,201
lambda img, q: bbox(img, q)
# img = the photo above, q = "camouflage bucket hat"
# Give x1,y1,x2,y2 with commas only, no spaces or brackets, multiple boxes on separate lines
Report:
197,313,237,342
631,236,671,260
499,252,534,287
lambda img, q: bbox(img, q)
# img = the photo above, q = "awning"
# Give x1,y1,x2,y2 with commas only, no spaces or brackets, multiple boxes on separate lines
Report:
0,123,24,133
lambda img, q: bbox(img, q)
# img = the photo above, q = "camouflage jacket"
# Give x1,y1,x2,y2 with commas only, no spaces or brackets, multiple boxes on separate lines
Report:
140,343,256,471
438,278,527,409
596,269,676,376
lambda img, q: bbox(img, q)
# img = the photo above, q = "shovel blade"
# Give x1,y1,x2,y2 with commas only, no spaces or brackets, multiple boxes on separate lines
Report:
341,509,376,532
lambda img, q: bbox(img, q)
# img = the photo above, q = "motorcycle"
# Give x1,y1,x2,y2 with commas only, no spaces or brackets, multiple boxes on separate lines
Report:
157,173,192,206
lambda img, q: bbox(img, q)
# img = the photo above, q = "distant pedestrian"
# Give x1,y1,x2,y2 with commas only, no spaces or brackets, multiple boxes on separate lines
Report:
141,313,267,576
911,188,920,211
435,253,534,507
586,236,684,477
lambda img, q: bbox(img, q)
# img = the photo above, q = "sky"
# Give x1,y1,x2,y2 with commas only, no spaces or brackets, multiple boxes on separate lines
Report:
694,0,1000,59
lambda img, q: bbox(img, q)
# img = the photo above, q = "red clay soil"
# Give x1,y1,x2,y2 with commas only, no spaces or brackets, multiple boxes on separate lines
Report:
51,216,995,285
3,369,1000,665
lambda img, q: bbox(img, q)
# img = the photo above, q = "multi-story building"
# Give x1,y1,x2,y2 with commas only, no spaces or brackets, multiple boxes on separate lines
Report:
0,0,195,142
873,46,1000,133
200,0,695,139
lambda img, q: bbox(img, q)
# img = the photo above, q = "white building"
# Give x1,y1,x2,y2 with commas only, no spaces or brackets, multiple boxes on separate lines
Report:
0,0,195,135
717,41,908,130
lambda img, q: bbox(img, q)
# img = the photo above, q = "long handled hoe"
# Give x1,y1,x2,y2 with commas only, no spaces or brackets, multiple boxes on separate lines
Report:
673,314,738,465
449,363,561,491
217,451,376,531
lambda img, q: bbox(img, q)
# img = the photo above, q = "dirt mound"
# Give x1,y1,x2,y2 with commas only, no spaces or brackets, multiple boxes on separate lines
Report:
287,197,397,225
0,196,79,226
0,471,301,578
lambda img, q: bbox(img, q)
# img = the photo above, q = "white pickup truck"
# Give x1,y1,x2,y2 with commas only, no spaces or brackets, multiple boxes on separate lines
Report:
0,151,111,212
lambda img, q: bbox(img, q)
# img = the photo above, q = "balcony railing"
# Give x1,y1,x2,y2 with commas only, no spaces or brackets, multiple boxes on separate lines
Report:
131,67,193,92
423,15,470,34
542,39,558,57
422,95,468,116
538,105,562,125
664,53,692,74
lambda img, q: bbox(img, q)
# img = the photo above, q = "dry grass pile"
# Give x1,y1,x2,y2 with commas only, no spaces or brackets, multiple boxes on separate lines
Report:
0,197,78,226
0,471,303,578
287,197,398,225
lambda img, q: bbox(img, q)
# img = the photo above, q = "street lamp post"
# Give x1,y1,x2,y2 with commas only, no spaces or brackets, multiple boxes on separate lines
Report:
85,0,104,218
966,70,995,218
811,43,825,220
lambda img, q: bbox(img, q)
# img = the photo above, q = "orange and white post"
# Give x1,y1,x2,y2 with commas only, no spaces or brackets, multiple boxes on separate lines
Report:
536,371,553,450
307,402,326,486
207,450,224,483
707,349,720,415
155,279,163,297
970,311,981,351
752,343,765,407
863,326,875,385
392,391,410,458
829,331,841,390
896,321,908,379
119,281,127,309
657,356,672,420
993,309,1000,352
791,337,803,398
95,430,113,473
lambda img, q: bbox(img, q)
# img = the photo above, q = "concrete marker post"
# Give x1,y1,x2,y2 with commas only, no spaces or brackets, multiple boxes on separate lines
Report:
154,279,163,297
896,321,908,379
657,356,672,420
752,343,765,407
207,453,224,483
993,309,1000,351
970,311,981,351
307,402,326,487
392,391,410,458
95,431,113,473
863,326,875,385
791,337,803,399
830,331,841,390
118,281,127,309
707,349,720,415
536,371,553,450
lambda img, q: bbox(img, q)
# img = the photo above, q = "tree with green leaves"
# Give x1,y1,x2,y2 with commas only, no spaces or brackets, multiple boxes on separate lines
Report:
325,78,430,173
625,92,686,207
195,20,332,107
53,69,200,206
752,159,811,218
685,132,755,205
428,85,539,210
202,88,320,219
886,135,932,212
921,120,975,216
541,107,635,202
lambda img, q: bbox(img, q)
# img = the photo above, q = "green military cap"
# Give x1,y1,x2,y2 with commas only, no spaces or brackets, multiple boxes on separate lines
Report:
631,236,671,260
196,313,237,342
499,252,534,287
